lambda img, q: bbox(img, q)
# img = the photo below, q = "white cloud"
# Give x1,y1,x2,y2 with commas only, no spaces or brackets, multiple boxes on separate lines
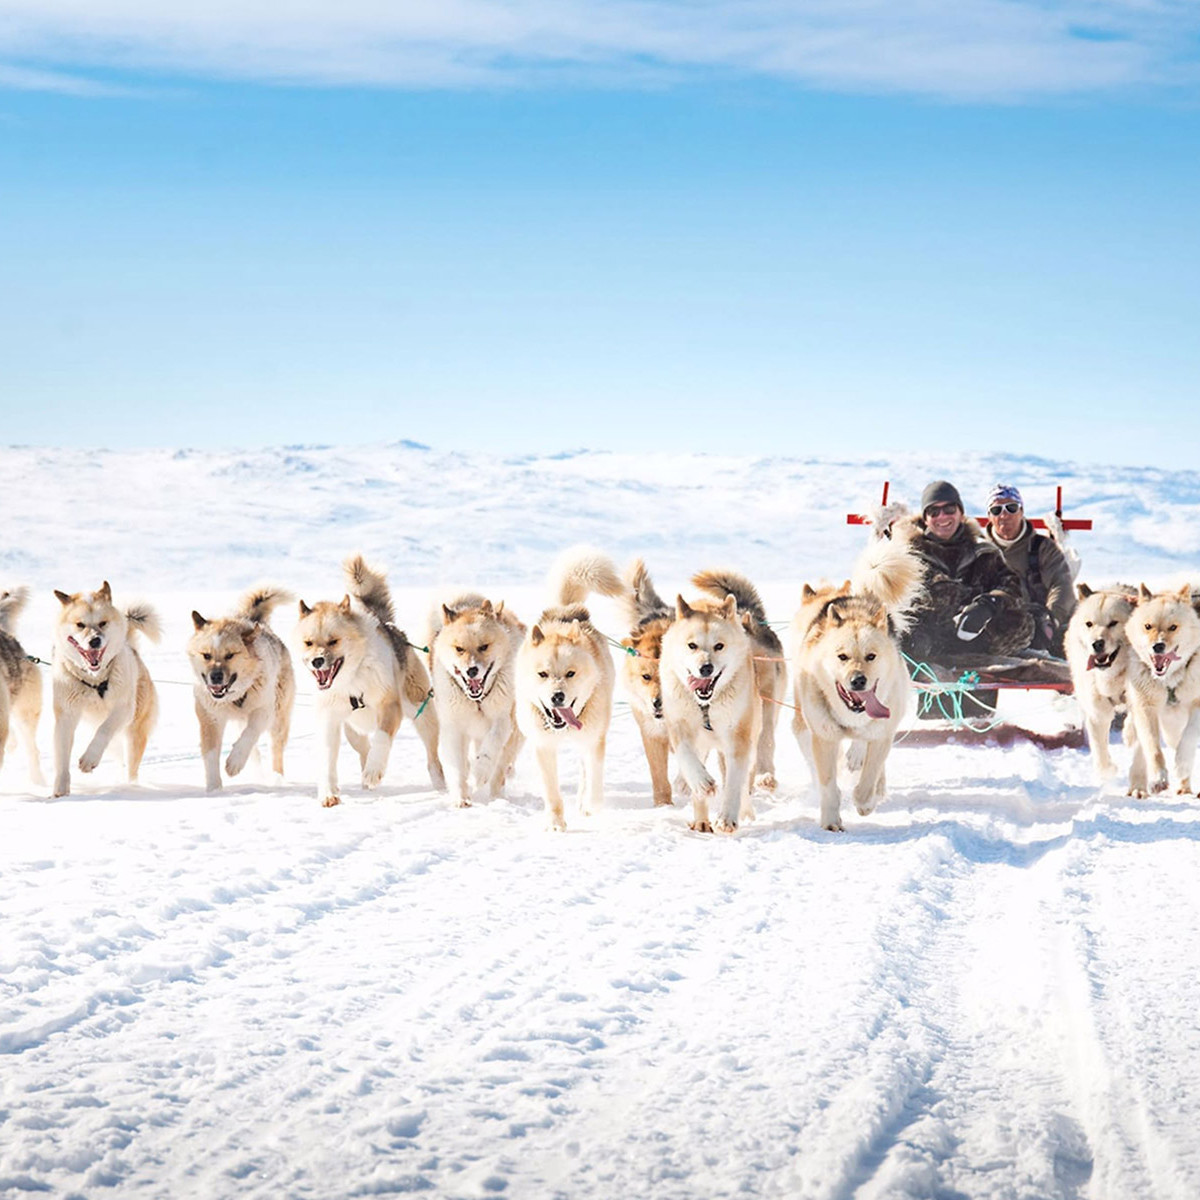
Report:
0,0,1195,98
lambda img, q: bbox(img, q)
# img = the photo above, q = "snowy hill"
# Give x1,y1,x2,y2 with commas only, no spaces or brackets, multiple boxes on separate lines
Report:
2,444,1200,1199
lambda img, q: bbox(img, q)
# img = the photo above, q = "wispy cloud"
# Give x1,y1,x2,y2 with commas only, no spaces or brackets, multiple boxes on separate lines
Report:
0,0,1196,99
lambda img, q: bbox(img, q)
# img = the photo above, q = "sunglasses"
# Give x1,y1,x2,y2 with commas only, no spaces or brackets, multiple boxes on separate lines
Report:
988,502,1022,516
925,503,960,518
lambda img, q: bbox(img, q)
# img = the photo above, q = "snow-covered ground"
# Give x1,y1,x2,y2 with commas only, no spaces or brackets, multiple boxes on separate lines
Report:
3,444,1200,1199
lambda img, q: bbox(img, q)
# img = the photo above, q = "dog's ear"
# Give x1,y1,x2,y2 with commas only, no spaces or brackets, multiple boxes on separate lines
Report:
828,605,845,627
495,600,505,616
1126,591,1140,608
721,593,738,622
740,611,753,632
530,624,544,647
479,598,494,618
840,580,852,595
802,583,816,599
54,589,73,607
192,611,209,631
97,581,112,603
565,620,583,643
676,595,694,620
1139,583,1154,600
298,599,312,617
1178,584,1192,600
442,603,458,625
339,594,352,613
242,623,260,646
872,605,889,629
1076,582,1093,601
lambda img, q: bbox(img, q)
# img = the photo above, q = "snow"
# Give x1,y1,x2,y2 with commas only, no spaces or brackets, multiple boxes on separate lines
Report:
3,443,1200,1198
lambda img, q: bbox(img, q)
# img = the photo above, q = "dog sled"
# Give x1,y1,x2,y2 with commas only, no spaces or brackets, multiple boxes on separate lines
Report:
848,481,1089,749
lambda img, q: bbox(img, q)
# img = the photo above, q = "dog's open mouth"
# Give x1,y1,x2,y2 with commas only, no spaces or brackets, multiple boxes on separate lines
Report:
836,680,891,719
68,636,105,671
312,657,344,689
456,663,493,700
207,675,237,699
1087,648,1118,670
687,671,722,703
542,703,582,731
1153,650,1180,676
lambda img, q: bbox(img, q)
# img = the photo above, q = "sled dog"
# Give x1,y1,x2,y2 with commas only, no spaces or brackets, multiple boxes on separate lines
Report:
660,569,774,834
295,556,444,807
691,569,787,791
52,581,160,797
1064,584,1140,783
618,558,676,808
1124,583,1200,797
189,587,296,792
0,587,44,785
789,534,923,831
429,594,526,806
515,549,622,831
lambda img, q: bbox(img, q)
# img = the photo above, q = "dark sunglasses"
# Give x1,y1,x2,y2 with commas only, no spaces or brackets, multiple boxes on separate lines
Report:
925,503,960,518
988,502,1022,516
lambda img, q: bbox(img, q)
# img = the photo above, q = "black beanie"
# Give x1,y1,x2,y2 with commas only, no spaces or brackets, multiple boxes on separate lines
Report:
920,480,963,514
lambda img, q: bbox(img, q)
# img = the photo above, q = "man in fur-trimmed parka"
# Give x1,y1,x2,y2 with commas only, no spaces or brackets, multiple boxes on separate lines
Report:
895,480,1034,663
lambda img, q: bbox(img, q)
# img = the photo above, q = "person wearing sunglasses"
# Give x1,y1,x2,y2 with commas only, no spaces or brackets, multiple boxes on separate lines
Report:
899,479,1034,663
981,484,1075,655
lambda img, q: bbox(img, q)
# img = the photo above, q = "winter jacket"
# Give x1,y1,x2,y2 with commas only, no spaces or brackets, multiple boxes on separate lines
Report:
982,519,1076,643
897,516,1034,661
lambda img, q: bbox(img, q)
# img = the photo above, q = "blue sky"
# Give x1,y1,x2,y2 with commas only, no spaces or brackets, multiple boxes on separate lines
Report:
2,2,1199,466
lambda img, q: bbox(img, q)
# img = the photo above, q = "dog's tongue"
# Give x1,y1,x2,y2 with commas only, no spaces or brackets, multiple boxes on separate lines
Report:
687,675,714,695
851,684,891,719
1086,652,1108,670
553,705,582,730
1154,649,1180,674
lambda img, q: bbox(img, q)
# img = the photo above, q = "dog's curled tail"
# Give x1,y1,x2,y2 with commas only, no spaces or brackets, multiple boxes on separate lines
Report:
551,547,627,607
344,554,394,625
622,558,671,627
126,603,163,644
0,586,30,634
237,586,295,626
691,569,767,623
852,535,924,632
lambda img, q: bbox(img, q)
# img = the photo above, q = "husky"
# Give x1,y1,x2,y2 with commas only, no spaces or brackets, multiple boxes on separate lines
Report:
618,558,676,808
0,588,44,786
1124,583,1200,797
788,534,923,831
295,555,444,808
188,587,296,792
429,594,526,806
660,570,774,835
515,550,623,831
51,582,160,797
1064,584,1140,783
691,569,787,791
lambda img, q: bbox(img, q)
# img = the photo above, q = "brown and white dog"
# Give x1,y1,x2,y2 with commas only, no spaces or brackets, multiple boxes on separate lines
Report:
0,587,44,786
660,569,776,834
429,594,526,806
515,550,623,831
188,587,296,792
789,534,923,830
1064,583,1139,783
1123,583,1200,797
51,581,160,797
295,556,444,807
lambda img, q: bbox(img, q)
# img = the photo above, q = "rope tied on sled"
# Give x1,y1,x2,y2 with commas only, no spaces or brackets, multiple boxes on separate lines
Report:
903,653,1003,731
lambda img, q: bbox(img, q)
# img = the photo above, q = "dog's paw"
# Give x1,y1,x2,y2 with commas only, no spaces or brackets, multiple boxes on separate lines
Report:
653,792,675,808
845,742,866,772
51,784,70,799
753,772,777,792
821,817,846,832
361,764,385,789
1151,773,1170,795
205,779,223,794
1178,780,1194,796
689,819,713,833
322,795,341,808
78,749,101,774
855,799,880,816
713,815,738,835
1127,786,1148,799
546,812,567,832
457,797,473,809
225,750,249,778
